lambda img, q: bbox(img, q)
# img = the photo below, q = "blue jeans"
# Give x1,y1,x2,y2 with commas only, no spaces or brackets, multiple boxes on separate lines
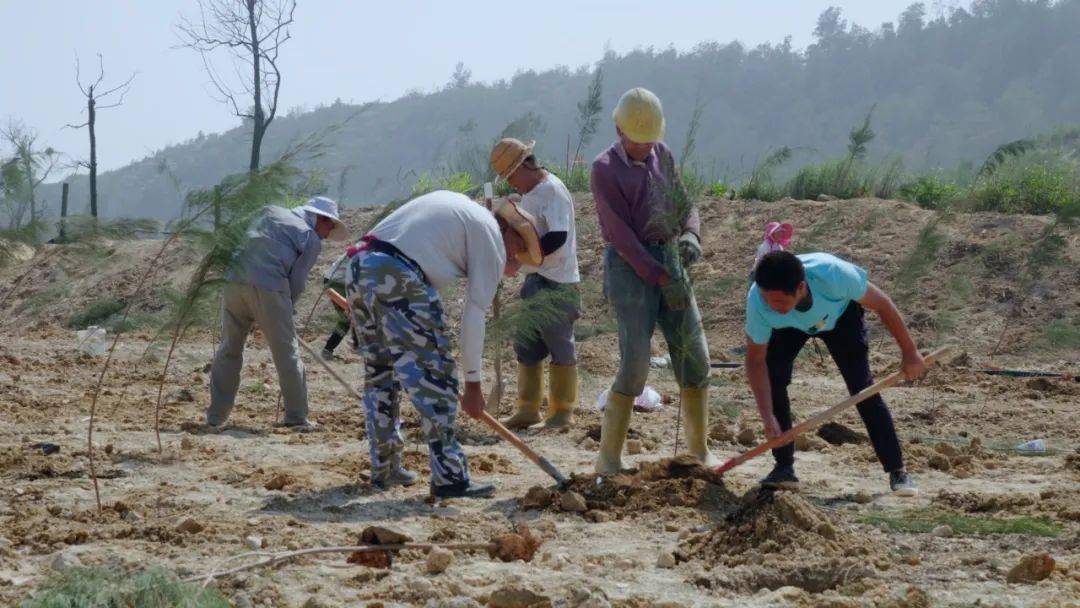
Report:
603,244,710,396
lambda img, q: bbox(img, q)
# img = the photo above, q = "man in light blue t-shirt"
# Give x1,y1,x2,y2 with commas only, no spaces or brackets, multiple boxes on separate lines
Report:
744,251,927,495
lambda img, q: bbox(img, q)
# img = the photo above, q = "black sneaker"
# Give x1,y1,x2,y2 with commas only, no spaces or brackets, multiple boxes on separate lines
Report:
760,464,799,490
889,470,918,497
431,481,496,499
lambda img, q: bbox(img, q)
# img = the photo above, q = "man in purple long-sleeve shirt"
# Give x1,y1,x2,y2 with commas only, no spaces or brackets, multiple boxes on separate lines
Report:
591,87,715,474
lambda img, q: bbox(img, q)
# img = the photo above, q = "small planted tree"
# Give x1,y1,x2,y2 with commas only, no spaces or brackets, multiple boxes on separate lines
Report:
1,121,60,232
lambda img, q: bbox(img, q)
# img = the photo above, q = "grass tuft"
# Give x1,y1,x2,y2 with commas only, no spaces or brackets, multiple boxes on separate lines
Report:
860,509,1061,537
21,566,230,608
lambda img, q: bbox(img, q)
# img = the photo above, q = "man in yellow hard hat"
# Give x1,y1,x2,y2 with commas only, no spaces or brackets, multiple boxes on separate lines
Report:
489,138,581,430
590,87,716,473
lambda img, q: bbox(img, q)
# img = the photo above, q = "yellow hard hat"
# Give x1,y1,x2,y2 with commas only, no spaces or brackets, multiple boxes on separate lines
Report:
613,87,665,144
489,138,535,180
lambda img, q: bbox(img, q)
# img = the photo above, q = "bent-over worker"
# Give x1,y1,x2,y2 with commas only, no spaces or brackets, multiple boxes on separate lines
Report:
745,251,925,495
346,190,541,498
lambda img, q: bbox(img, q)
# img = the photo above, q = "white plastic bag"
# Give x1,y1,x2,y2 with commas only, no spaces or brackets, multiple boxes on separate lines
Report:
1015,439,1047,453
76,326,108,356
595,385,663,413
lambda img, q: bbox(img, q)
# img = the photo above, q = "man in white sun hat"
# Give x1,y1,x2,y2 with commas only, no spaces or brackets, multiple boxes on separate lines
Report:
205,196,349,432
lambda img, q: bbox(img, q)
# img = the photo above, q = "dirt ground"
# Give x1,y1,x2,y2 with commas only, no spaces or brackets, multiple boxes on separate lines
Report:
1,196,1078,607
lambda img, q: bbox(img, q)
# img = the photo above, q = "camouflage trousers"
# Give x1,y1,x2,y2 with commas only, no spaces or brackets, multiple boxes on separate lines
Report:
347,249,470,489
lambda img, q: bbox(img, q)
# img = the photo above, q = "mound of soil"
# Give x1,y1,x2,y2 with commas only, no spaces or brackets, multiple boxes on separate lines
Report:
681,490,882,592
518,456,738,517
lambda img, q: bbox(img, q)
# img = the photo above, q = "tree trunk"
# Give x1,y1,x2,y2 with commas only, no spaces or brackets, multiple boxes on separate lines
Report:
213,185,221,230
23,154,36,225
88,92,98,218
248,0,262,172
60,182,69,242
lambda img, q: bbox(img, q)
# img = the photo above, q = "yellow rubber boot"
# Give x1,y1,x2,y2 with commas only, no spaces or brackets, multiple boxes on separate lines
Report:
681,387,720,467
502,362,543,430
594,391,634,474
536,363,577,429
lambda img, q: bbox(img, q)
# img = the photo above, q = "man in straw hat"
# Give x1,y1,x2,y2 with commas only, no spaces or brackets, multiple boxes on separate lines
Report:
590,87,716,473
205,196,349,432
346,189,541,498
489,138,581,430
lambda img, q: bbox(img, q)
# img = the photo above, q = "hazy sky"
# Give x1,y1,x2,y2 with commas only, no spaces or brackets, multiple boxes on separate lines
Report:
1,1,955,173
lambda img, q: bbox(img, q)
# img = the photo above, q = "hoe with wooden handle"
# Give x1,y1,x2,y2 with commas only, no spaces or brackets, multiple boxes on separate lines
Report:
714,346,952,475
323,287,569,488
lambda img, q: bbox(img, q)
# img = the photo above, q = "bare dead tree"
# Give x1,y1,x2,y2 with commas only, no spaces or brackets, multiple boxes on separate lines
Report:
67,54,136,219
177,0,296,172
1,121,60,229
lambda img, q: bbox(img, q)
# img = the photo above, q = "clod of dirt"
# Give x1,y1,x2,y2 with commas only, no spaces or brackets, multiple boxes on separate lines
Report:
817,422,867,445
176,517,204,534
709,423,735,443
931,524,953,538
626,439,643,455
521,486,555,510
30,442,60,456
736,426,756,447
50,550,82,572
852,491,873,504
488,525,542,563
794,434,826,451
486,586,552,608
360,526,413,546
1007,553,1055,583
560,491,588,513
425,546,453,574
264,474,292,491
656,550,677,569
346,526,412,569
928,452,952,471
180,436,194,450
347,549,392,569
1065,453,1080,472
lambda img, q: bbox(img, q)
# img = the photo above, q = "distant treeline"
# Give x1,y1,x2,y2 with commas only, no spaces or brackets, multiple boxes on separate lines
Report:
31,0,1080,220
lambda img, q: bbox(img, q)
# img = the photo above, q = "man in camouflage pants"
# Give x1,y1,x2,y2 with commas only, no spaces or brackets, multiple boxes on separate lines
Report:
346,190,539,498
350,249,470,490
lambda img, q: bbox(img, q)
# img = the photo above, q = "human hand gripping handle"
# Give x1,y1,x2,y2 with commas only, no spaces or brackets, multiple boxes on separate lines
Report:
460,381,486,418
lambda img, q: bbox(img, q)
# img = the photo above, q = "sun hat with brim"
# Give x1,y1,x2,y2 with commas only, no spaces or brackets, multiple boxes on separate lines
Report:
493,197,543,266
490,138,536,181
299,196,349,242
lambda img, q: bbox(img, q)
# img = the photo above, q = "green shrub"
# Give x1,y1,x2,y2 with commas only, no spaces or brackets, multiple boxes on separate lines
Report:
899,174,959,209
410,171,478,198
965,161,1079,215
21,566,230,608
860,509,1061,537
706,181,733,198
1043,318,1080,350
67,298,127,330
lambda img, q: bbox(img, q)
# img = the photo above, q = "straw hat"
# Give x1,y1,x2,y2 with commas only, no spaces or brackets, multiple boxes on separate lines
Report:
493,197,543,266
490,138,536,180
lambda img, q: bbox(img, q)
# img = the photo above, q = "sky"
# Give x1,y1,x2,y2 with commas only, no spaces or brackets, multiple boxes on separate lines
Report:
0,1,958,173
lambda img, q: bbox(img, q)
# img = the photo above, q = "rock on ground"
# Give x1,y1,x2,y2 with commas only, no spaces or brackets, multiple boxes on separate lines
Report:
486,586,552,608
426,547,453,574
1007,553,1055,583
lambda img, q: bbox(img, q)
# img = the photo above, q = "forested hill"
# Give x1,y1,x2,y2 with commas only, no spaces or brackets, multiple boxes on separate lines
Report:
39,0,1080,220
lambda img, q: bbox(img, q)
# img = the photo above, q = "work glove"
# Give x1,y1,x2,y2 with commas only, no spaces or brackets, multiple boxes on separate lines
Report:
678,232,703,266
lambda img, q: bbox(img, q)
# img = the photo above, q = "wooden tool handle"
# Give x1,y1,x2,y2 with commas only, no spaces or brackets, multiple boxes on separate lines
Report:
326,288,349,312
297,336,363,402
476,411,568,487
714,346,951,475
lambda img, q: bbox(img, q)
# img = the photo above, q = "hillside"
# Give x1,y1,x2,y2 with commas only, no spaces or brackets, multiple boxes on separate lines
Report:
3,195,1077,367
2,196,1078,606
31,0,1080,222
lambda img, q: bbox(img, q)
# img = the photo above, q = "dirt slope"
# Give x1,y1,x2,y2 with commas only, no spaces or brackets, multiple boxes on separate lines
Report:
1,198,1078,607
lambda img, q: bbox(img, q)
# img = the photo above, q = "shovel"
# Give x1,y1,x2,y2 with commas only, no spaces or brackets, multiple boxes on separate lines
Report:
714,346,951,475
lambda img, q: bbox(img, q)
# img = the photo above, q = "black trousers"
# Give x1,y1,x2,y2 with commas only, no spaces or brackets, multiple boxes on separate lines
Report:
766,302,904,472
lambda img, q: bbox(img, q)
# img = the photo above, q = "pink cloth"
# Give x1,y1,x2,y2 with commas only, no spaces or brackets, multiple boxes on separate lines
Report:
763,222,794,248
